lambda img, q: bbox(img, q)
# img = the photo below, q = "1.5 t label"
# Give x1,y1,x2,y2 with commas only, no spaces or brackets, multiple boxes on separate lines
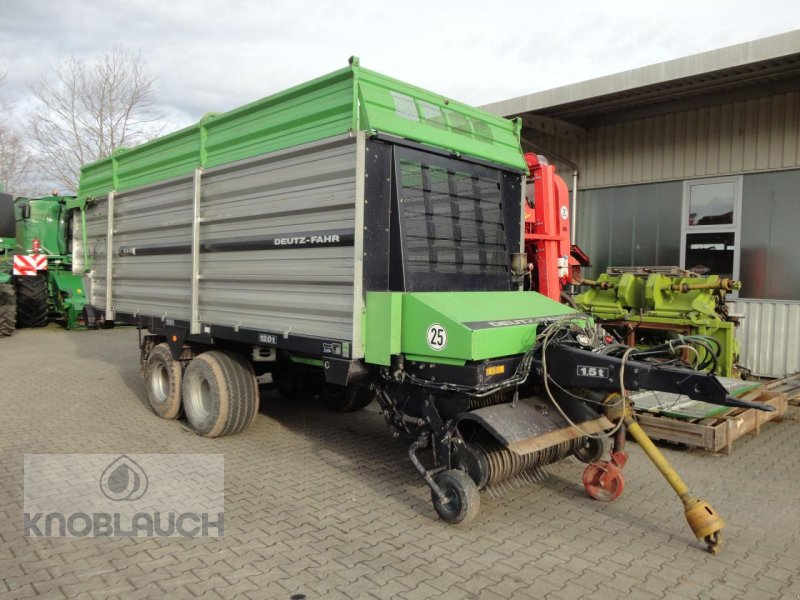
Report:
577,365,609,378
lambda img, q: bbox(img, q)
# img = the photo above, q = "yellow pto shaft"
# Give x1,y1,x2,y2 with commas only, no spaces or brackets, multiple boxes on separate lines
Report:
623,414,725,554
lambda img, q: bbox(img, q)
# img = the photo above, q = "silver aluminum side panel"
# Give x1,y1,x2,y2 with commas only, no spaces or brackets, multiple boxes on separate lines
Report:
84,175,195,320
83,135,359,344
728,298,800,378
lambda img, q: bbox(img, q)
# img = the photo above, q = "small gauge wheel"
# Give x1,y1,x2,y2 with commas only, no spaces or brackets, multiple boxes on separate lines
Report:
582,461,624,502
431,469,481,525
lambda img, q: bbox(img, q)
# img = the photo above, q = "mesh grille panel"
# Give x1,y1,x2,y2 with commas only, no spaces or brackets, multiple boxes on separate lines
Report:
399,159,507,275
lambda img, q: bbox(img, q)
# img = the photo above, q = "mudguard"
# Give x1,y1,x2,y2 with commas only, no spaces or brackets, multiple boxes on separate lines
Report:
457,395,612,456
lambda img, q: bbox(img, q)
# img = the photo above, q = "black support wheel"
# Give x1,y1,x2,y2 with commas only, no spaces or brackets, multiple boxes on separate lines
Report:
320,378,377,412
15,275,48,328
144,343,183,419
182,350,258,437
431,469,481,525
573,435,611,464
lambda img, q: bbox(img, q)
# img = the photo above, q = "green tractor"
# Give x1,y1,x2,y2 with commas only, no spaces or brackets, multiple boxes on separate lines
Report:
0,192,88,336
0,189,15,336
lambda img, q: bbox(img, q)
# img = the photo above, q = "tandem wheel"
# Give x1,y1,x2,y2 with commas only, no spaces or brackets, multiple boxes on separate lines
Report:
431,469,481,525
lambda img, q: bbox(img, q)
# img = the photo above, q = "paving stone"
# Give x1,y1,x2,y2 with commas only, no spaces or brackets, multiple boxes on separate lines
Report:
0,327,798,600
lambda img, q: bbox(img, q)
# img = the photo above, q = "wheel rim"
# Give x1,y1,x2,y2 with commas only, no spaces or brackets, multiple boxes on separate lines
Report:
186,372,213,421
436,484,461,518
575,438,596,462
149,362,170,404
582,462,624,502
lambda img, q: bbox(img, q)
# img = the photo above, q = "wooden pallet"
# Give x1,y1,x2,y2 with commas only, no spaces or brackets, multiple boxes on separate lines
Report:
635,388,788,454
764,373,800,406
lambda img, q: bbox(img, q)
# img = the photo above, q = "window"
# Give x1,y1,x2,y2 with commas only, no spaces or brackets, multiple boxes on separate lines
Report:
575,182,683,280
681,176,742,293
687,181,735,226
740,169,800,300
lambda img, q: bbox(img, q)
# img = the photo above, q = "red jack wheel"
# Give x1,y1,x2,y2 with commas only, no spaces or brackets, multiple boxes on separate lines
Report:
583,461,625,502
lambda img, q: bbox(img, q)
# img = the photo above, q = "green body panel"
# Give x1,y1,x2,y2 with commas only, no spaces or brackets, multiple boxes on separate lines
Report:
78,59,524,199
14,196,70,256
0,236,12,284
575,271,740,376
1,187,16,282
355,67,524,172
365,292,403,366
48,266,87,329
365,291,576,366
0,235,11,286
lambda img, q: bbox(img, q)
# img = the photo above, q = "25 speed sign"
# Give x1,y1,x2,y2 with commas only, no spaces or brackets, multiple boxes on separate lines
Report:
426,323,447,351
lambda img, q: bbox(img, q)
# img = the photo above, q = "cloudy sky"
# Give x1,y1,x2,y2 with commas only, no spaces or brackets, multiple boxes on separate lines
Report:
1,0,798,131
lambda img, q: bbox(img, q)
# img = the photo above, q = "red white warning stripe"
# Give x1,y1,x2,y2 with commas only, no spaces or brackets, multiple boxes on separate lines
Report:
12,254,48,276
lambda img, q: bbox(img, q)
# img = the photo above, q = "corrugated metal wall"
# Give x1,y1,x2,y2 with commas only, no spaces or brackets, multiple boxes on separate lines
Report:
529,90,800,189
82,135,358,342
728,299,800,377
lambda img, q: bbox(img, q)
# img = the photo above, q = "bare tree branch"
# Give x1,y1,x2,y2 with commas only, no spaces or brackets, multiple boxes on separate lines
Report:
0,71,35,195
0,122,34,195
29,48,164,191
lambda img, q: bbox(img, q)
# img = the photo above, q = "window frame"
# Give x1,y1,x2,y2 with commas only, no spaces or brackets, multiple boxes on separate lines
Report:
680,175,743,296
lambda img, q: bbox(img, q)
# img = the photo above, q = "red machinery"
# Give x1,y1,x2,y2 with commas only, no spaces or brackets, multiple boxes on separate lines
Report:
523,152,588,301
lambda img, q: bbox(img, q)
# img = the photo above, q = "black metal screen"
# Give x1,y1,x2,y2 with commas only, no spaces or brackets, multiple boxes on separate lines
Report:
398,159,507,276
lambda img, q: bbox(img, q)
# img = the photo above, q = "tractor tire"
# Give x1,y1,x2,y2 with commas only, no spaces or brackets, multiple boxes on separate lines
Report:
0,283,16,337
182,350,258,437
320,378,377,412
15,275,49,328
144,343,183,419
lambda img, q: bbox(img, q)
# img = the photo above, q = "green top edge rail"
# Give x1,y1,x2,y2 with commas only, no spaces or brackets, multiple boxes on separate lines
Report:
78,57,524,199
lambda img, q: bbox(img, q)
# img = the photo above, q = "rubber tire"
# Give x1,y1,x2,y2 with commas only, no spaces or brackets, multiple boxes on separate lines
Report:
0,284,16,337
182,351,258,437
218,351,259,435
431,469,481,525
320,378,377,412
144,343,183,419
573,435,611,464
15,275,48,328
